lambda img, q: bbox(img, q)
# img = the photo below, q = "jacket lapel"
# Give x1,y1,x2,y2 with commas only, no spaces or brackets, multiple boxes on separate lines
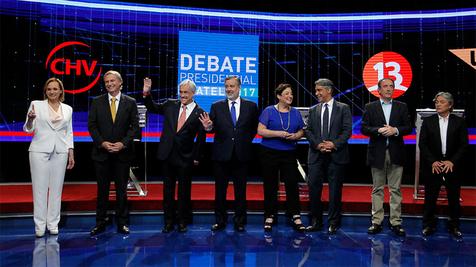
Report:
376,101,387,125
316,103,322,137
173,101,181,132
329,102,338,131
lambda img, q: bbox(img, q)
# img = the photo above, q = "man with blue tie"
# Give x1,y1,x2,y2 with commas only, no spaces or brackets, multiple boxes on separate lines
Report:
361,78,411,237
304,78,352,234
199,76,259,232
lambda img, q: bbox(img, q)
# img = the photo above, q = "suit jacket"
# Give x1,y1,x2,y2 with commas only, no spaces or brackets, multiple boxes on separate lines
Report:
88,93,139,162
361,100,411,169
304,100,352,165
209,98,258,162
419,113,468,169
144,95,206,164
23,100,74,153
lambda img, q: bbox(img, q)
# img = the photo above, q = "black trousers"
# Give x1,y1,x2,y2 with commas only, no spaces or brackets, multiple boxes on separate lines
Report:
423,169,461,228
213,154,249,226
94,156,130,226
161,152,193,226
260,146,301,218
307,153,346,226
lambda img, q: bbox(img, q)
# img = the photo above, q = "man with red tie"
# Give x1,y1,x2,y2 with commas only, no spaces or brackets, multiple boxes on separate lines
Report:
143,78,206,233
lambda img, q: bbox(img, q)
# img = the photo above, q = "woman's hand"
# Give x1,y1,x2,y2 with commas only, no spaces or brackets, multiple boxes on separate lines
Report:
67,149,75,169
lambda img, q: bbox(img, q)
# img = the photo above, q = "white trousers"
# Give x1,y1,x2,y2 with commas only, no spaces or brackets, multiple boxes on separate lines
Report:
29,149,67,233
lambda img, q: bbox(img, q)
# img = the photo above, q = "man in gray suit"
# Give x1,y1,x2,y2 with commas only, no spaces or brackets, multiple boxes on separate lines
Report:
304,78,352,234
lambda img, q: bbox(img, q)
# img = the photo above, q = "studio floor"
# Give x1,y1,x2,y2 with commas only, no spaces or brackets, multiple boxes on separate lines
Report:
0,214,475,267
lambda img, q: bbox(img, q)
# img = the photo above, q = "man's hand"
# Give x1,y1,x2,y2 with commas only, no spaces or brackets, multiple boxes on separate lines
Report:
441,160,454,174
199,112,213,131
378,125,397,137
143,77,152,94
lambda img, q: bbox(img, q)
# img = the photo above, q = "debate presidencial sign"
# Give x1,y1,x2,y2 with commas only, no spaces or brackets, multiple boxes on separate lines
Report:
178,31,259,112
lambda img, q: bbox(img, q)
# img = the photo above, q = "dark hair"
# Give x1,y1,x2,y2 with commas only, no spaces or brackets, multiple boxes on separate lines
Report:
314,78,334,93
275,83,292,96
225,76,241,87
377,78,395,88
43,77,65,102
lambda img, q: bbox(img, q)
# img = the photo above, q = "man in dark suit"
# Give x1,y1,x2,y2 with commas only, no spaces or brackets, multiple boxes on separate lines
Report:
88,70,140,235
361,78,411,237
419,92,468,238
199,76,259,232
304,78,352,234
143,78,206,233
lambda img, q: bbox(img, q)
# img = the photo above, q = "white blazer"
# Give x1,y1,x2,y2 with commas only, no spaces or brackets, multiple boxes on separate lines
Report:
23,100,74,153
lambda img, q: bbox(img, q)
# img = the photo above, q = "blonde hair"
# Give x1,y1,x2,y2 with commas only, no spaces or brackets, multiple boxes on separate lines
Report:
43,77,65,102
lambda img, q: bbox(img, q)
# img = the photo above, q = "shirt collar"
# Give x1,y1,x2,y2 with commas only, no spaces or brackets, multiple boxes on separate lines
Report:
108,92,121,101
381,99,392,105
228,97,241,105
323,98,334,107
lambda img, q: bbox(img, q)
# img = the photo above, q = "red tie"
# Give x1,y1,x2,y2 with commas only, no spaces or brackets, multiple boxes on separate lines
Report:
177,105,187,132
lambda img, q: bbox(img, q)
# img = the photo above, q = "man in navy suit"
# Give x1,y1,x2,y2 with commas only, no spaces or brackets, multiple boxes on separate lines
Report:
361,78,411,237
419,92,468,238
143,78,206,233
88,70,140,235
304,78,352,234
199,76,258,232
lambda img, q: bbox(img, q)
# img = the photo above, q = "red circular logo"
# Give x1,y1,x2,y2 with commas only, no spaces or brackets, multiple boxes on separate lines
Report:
363,51,412,98
45,41,102,94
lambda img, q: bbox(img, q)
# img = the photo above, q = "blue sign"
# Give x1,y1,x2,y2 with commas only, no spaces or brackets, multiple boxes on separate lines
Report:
178,31,259,112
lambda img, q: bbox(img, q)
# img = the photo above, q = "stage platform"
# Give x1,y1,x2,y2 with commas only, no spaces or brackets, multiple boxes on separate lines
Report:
1,183,475,217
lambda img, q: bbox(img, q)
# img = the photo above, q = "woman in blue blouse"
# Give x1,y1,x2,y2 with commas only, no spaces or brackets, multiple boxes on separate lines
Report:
257,83,305,232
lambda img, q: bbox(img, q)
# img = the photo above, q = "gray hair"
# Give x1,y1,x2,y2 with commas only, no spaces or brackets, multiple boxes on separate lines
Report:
314,78,334,92
179,79,196,93
225,75,241,87
104,70,123,83
377,78,394,88
433,91,454,111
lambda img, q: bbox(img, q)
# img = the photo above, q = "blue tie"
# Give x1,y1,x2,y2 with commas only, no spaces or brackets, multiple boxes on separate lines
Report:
230,101,237,126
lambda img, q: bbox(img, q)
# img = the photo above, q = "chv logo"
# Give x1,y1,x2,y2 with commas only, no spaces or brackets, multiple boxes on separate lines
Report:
45,41,102,94
363,51,412,98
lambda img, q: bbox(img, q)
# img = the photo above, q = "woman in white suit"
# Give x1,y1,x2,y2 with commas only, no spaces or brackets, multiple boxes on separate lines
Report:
23,78,75,237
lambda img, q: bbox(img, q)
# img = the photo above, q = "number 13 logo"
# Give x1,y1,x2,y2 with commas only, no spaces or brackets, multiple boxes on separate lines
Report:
363,51,412,98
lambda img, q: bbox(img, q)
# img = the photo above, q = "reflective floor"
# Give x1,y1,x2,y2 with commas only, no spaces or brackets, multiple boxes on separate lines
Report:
0,214,475,267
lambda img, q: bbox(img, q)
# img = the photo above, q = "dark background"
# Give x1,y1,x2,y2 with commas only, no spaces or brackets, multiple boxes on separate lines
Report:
0,0,475,185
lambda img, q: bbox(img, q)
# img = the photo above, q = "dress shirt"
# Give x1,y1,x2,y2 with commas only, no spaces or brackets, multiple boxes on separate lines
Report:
438,114,449,155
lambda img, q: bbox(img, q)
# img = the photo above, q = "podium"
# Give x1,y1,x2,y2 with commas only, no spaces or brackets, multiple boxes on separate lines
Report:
413,108,465,200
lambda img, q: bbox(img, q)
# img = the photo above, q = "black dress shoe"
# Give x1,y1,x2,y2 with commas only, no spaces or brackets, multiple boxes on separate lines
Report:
422,226,436,236
211,223,226,231
178,224,187,233
328,225,339,235
162,224,174,233
390,225,406,237
367,224,382,234
117,225,130,234
90,224,106,236
448,227,463,238
234,224,245,232
306,222,323,232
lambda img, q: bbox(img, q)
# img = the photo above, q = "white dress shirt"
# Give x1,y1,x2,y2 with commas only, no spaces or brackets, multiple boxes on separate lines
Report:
438,114,449,155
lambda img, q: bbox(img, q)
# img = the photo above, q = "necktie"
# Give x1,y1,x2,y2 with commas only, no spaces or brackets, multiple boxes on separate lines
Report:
177,105,187,132
322,103,329,139
110,97,117,123
230,101,237,126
